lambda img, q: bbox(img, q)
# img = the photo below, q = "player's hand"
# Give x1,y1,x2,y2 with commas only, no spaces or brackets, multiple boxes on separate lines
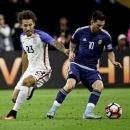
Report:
113,62,122,68
69,51,75,62
63,49,70,56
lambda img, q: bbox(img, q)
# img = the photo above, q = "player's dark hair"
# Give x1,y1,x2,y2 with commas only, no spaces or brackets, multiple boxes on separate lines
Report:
91,10,106,21
18,10,37,23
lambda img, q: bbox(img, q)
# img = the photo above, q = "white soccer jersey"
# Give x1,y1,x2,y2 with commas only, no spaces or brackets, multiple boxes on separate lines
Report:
20,30,55,71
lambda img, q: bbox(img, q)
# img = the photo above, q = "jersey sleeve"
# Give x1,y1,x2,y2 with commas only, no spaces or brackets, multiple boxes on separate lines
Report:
104,34,113,52
70,28,80,44
37,30,55,45
20,34,25,52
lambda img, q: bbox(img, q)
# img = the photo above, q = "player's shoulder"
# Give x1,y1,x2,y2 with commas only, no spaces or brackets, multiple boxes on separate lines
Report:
34,29,47,35
101,29,111,39
20,32,26,41
75,26,90,33
20,32,26,37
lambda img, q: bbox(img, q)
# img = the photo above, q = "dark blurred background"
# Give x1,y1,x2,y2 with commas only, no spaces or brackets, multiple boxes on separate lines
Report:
0,0,130,49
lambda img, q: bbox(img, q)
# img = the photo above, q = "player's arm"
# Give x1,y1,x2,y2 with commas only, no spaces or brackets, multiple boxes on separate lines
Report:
68,41,76,62
22,52,28,74
38,31,69,56
105,35,122,68
68,28,79,62
51,41,69,56
107,51,116,64
70,41,76,52
107,51,122,68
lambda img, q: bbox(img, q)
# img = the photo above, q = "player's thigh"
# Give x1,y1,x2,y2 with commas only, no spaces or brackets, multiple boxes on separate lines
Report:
67,63,80,84
81,70,103,92
22,75,36,87
34,71,51,88
15,69,32,89
92,80,104,92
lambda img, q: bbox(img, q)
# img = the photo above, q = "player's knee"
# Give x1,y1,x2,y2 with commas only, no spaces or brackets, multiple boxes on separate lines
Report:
64,83,75,92
96,83,104,92
22,78,31,87
92,80,104,92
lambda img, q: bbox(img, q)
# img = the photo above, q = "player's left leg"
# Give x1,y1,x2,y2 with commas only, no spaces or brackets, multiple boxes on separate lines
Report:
11,77,35,102
83,80,103,119
4,75,35,120
26,87,36,100
81,70,103,119
11,84,35,103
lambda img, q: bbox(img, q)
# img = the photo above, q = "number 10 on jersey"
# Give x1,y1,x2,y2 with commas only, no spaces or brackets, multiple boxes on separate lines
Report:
89,42,94,49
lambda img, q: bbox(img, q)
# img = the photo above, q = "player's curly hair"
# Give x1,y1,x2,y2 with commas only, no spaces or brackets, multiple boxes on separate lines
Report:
18,10,37,23
92,10,106,21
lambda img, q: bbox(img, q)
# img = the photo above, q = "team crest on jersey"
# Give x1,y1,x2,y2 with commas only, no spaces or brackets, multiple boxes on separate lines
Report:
33,39,37,44
98,39,102,44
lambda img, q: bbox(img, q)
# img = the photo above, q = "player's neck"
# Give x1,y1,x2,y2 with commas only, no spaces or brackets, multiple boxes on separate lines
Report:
90,25,94,33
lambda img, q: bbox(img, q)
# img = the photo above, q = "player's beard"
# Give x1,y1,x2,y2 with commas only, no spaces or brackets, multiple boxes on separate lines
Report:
26,31,32,36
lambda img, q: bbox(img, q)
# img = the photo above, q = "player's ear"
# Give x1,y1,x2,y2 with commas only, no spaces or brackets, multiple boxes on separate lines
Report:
33,22,35,26
90,20,93,25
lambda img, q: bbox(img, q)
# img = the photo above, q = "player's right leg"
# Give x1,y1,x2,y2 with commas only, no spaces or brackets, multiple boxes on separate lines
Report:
4,75,35,120
12,89,20,103
47,63,80,119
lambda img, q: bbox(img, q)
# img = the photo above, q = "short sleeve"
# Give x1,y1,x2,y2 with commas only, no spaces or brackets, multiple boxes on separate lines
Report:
70,28,80,44
20,34,25,52
37,30,55,45
104,34,113,52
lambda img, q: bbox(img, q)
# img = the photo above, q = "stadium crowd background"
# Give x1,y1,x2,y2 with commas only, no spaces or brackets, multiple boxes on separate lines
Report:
0,0,130,51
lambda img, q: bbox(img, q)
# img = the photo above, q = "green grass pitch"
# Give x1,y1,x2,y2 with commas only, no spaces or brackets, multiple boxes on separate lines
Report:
0,88,129,130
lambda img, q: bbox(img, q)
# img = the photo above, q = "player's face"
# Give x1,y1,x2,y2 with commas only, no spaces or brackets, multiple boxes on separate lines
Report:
91,20,105,33
21,19,35,36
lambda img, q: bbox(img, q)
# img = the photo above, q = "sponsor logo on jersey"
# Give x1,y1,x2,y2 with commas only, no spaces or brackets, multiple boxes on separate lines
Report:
98,39,102,44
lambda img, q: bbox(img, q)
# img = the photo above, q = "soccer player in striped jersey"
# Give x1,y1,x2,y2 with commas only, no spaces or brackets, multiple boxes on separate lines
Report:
47,10,122,119
4,10,69,119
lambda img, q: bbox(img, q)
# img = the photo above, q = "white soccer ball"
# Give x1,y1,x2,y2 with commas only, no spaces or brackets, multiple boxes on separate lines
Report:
105,103,122,119
57,37,65,44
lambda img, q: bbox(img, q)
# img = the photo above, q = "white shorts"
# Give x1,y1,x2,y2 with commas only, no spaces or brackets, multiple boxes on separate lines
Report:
15,69,51,90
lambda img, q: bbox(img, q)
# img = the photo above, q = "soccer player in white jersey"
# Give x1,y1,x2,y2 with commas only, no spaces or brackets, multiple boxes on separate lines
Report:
4,10,69,120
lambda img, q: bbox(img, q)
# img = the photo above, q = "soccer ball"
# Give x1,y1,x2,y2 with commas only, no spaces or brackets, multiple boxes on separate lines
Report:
57,37,65,44
105,103,122,119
